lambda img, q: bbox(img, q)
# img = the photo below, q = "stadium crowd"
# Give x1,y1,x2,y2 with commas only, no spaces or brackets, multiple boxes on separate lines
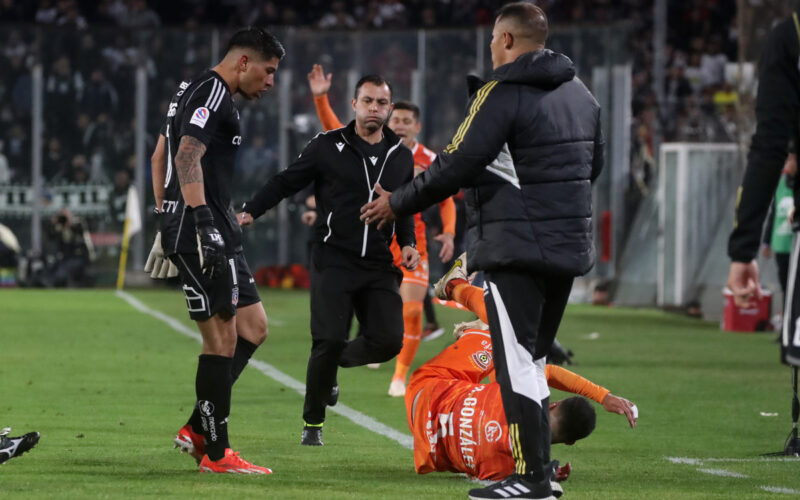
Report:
0,0,747,260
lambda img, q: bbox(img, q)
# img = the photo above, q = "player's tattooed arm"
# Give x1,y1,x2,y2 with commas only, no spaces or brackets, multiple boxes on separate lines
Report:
175,136,206,187
175,136,207,208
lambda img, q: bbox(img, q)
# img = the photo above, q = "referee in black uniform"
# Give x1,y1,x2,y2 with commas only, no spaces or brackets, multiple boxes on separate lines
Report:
153,28,284,473
727,12,800,367
241,75,419,446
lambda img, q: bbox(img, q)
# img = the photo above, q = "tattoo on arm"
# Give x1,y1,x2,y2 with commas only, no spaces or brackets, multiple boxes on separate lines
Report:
175,136,206,187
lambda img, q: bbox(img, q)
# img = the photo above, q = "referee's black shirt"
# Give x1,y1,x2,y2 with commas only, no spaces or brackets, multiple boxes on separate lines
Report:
246,121,415,264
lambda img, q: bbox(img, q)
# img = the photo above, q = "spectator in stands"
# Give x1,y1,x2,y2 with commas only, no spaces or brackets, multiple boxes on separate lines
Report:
121,0,160,28
108,168,130,232
56,0,88,30
34,0,58,24
45,55,83,130
64,154,90,184
81,69,119,118
251,1,280,26
0,142,11,184
43,137,68,180
318,1,356,29
0,0,26,23
5,125,28,179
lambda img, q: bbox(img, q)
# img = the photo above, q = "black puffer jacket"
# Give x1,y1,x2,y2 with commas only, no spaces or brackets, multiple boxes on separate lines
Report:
390,49,604,276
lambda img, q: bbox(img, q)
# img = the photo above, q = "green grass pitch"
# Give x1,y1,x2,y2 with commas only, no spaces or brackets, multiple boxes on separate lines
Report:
1,287,798,498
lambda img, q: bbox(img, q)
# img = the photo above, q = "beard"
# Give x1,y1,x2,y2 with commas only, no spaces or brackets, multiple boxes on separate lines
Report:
358,116,384,135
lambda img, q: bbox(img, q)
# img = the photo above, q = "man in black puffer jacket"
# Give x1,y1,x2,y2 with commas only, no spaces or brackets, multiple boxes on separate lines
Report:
361,3,603,499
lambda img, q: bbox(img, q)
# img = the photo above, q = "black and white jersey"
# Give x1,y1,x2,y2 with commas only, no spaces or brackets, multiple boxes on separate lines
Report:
160,70,243,256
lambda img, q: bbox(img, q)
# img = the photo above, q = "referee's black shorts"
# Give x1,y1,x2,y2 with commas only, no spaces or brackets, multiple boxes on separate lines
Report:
170,251,260,321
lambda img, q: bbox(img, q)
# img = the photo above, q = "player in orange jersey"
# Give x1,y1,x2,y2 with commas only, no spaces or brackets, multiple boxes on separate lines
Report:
404,255,637,482
307,64,457,397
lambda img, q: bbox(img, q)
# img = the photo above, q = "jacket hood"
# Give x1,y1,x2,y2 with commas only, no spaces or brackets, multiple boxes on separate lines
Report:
491,49,575,90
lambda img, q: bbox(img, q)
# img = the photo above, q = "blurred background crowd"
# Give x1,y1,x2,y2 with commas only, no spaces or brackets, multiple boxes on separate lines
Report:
0,0,783,291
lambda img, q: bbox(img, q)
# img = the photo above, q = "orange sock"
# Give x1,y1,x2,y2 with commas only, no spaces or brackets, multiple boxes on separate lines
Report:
392,300,424,382
453,283,488,323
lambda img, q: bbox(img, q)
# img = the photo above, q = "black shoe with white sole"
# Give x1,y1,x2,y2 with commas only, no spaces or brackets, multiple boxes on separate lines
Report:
0,428,40,464
468,474,555,500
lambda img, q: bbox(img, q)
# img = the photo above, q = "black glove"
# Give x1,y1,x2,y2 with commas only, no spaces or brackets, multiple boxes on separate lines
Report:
191,204,225,279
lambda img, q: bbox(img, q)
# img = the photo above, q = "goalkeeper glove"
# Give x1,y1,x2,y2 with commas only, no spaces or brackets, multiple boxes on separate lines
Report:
191,204,225,279
144,231,179,279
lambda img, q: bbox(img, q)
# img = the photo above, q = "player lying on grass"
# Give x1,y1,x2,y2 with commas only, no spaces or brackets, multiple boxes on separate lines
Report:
405,254,636,482
0,427,40,465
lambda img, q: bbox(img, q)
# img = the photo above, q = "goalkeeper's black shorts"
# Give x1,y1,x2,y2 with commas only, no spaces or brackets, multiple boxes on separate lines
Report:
170,251,260,321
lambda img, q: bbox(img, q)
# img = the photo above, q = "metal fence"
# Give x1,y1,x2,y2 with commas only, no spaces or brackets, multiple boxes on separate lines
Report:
0,24,630,285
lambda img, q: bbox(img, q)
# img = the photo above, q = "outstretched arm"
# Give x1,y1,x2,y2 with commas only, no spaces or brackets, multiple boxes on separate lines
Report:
308,64,344,131
545,364,637,427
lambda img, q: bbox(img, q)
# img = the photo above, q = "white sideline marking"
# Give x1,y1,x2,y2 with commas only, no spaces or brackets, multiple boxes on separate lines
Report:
666,456,800,464
584,332,600,340
117,290,413,450
697,468,748,478
667,456,800,495
761,486,800,495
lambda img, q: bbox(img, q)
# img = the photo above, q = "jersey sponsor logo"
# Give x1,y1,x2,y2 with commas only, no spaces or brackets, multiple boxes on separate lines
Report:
335,142,344,152
161,199,179,214
232,135,242,145
199,400,215,417
484,420,503,443
470,350,492,370
189,106,210,128
176,80,190,97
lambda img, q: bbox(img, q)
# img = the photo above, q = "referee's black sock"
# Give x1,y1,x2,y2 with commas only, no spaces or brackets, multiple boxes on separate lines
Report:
195,354,233,461
186,337,258,434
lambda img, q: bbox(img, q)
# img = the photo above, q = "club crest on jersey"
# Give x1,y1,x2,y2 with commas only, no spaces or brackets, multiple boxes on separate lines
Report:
470,350,491,370
484,420,503,443
190,106,210,128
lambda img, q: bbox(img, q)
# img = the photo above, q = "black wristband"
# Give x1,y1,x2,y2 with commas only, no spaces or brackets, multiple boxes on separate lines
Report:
191,204,214,228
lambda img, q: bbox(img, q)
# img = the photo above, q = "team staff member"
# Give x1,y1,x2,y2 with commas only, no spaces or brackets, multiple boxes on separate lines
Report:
240,75,419,446
306,64,457,397
153,27,284,474
727,12,800,366
361,4,604,498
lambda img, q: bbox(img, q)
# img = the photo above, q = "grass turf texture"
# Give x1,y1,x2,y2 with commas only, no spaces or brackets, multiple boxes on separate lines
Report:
1,287,798,498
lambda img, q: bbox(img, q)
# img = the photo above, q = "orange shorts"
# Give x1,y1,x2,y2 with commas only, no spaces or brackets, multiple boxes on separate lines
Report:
392,246,429,288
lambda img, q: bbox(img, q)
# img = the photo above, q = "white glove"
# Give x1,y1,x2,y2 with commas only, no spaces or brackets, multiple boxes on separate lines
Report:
144,231,179,279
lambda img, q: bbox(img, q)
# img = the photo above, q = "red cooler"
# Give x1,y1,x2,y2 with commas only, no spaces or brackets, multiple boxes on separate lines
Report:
722,288,772,332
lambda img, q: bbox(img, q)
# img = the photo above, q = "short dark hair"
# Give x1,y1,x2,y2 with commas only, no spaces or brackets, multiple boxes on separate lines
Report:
354,74,393,100
226,27,285,61
496,1,548,45
392,100,420,120
556,397,596,443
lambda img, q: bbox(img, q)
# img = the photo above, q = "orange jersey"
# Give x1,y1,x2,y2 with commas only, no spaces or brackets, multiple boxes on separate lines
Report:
406,330,610,481
406,330,512,481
